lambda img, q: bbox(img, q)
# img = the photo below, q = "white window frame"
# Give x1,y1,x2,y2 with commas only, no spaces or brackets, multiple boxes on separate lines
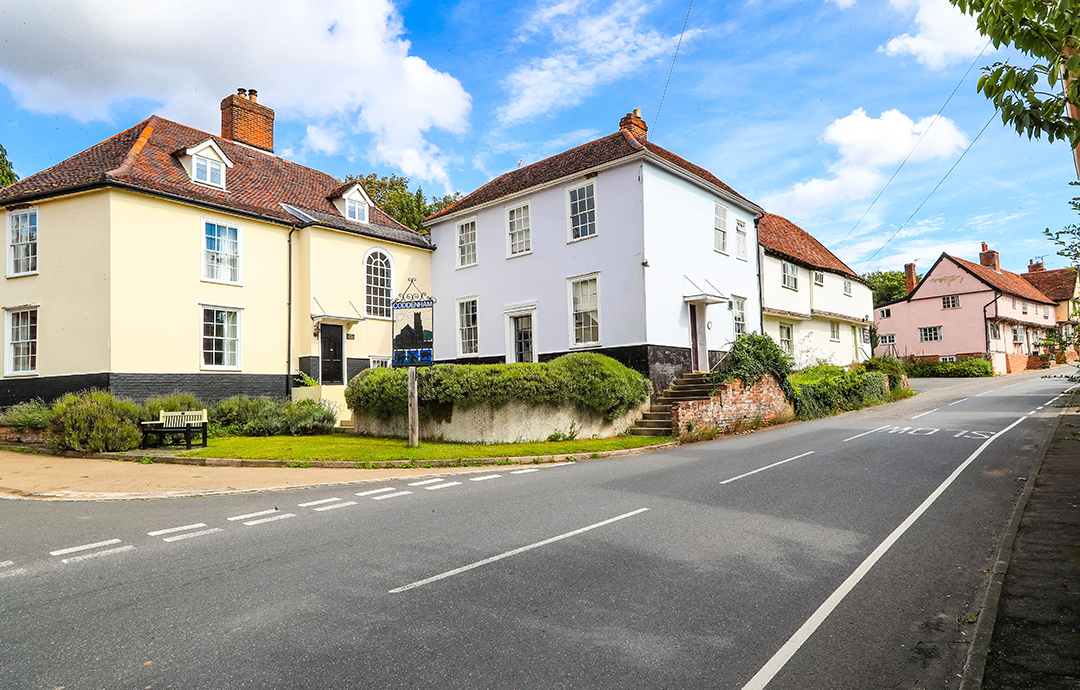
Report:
5,307,38,376
1021,301,1029,314
503,302,538,363
346,199,368,223
201,218,242,285
568,273,601,348
200,304,242,371
843,279,852,296
778,323,794,356
457,296,479,357
714,203,728,254
7,208,38,277
989,323,1001,340
506,203,531,257
193,154,225,189
1043,305,1051,319
369,356,391,368
879,333,896,345
364,248,394,319
813,271,824,286
879,308,891,319
942,295,960,309
567,182,596,242
1012,326,1025,344
919,325,943,342
736,221,747,260
457,217,477,268
733,296,746,336
781,261,798,290
939,355,956,363
830,321,841,342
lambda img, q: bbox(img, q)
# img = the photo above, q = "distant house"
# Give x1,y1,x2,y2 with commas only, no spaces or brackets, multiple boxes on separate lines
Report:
757,213,874,366
1021,260,1079,360
873,244,1055,374
0,89,432,410
424,109,764,393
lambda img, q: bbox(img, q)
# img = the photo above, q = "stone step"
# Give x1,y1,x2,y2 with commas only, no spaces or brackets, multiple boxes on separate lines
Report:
662,389,713,399
641,411,670,421
628,426,673,436
633,419,674,429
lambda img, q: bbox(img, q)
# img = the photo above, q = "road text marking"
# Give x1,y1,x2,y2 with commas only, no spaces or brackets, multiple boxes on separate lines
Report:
148,523,207,536
50,539,122,556
228,509,278,521
720,452,816,486
243,513,295,526
842,425,893,442
740,414,1029,690
314,501,358,511
356,487,396,496
298,498,340,507
61,545,135,564
372,491,412,500
390,508,650,594
162,528,222,543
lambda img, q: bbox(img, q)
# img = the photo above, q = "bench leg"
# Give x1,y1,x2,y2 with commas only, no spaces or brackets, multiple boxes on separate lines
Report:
201,425,208,448
185,427,193,451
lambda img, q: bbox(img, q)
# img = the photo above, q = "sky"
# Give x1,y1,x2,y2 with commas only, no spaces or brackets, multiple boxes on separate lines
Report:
0,0,1077,276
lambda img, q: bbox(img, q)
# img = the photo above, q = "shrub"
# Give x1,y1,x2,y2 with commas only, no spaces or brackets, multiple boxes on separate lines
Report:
210,395,288,436
863,355,907,388
0,398,51,429
284,398,338,435
790,370,888,420
906,357,993,378
142,392,207,421
48,389,142,452
705,334,795,400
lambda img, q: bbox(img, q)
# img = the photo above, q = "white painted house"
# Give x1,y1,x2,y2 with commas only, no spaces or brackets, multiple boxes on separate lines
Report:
757,213,874,367
425,110,764,393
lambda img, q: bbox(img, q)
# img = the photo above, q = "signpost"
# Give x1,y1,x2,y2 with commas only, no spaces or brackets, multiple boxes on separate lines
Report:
391,279,435,447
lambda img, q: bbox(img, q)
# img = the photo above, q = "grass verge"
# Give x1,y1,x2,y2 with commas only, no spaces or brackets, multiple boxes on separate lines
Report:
180,434,672,464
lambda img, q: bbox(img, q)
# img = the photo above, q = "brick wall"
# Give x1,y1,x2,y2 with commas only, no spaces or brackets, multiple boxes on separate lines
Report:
0,427,48,443
220,94,274,152
670,374,793,436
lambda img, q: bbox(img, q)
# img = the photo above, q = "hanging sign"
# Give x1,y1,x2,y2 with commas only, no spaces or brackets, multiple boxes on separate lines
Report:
391,278,435,368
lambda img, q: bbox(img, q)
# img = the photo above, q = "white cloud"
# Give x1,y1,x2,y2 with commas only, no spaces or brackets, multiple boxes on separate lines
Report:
827,0,858,8
0,0,470,187
880,0,986,69
497,0,690,125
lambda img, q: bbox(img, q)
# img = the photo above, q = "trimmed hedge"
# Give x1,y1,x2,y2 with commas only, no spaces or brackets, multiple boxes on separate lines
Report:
345,353,652,422
705,334,796,400
906,357,993,378
790,369,888,420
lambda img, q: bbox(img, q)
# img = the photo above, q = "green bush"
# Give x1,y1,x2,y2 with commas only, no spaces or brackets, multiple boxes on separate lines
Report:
863,355,907,388
210,395,288,436
345,353,652,423
142,392,207,421
906,357,993,378
705,334,795,400
790,370,888,420
0,398,51,429
48,390,142,452
284,398,338,435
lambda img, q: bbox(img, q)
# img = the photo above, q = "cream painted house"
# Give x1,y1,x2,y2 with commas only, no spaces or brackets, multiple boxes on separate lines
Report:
0,90,432,411
757,213,873,367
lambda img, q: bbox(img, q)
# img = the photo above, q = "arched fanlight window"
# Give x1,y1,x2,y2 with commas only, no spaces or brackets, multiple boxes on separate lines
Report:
365,250,393,318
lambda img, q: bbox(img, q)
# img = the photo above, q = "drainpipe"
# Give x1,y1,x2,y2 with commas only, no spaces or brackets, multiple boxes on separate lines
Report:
983,291,1001,362
286,224,298,398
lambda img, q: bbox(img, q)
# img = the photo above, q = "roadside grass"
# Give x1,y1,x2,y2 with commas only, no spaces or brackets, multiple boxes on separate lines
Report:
180,434,672,464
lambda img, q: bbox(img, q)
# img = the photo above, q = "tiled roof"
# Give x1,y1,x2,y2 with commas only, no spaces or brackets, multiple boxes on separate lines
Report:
425,129,759,222
1020,267,1078,302
947,255,1056,304
757,212,865,282
0,116,429,249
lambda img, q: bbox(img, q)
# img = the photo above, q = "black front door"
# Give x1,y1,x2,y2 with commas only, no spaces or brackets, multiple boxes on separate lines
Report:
321,324,343,385
513,315,533,363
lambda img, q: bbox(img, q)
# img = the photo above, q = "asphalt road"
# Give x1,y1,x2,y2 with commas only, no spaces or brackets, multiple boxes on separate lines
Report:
1,372,1073,689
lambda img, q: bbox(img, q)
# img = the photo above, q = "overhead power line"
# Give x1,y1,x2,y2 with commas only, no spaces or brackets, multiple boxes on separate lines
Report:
653,0,693,135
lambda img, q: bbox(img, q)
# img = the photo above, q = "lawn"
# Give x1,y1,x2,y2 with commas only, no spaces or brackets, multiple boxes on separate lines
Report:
181,434,672,465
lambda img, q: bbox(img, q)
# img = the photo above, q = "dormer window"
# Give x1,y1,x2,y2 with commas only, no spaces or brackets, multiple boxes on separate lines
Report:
347,199,368,223
182,139,233,191
194,155,223,187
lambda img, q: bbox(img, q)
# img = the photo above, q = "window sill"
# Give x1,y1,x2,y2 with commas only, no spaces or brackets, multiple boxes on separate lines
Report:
567,234,597,245
569,341,602,350
6,271,39,279
456,263,477,271
364,315,394,322
201,366,242,372
192,179,227,192
201,277,243,287
714,249,729,256
3,371,38,378
506,250,533,259
782,284,798,292
737,255,748,262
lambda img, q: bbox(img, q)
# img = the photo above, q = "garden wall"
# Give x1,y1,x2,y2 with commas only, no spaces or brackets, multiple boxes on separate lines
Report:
350,400,649,443
670,374,793,436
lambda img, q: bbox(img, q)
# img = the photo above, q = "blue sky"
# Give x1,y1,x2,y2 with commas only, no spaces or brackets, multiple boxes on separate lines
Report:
0,0,1076,275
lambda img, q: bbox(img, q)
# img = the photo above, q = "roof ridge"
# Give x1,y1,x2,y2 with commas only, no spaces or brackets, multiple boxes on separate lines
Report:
107,115,158,178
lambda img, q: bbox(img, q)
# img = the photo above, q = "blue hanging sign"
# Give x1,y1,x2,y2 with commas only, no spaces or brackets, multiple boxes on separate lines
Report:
391,278,435,368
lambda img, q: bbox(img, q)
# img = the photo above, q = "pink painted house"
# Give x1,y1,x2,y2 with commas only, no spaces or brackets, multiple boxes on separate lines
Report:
873,244,1056,374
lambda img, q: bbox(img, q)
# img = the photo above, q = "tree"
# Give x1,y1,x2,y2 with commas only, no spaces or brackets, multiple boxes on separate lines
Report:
947,1,1080,147
862,269,920,307
0,143,17,187
342,173,461,234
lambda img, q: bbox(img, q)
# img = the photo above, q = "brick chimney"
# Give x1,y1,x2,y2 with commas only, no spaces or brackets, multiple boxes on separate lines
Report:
978,242,1000,273
619,109,648,141
221,88,274,153
904,262,917,294
1027,258,1044,272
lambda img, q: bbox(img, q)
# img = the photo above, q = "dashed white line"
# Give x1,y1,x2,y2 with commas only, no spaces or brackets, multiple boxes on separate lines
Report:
910,408,939,420
842,425,893,443
510,469,540,474
148,523,207,536
298,497,340,507
948,398,969,406
61,545,135,564
228,509,278,521
50,539,122,557
0,560,13,568
162,528,222,543
314,501,358,511
470,475,501,481
408,478,446,486
243,513,296,526
372,491,413,500
356,487,397,496
425,481,462,490
720,452,816,486
390,507,650,593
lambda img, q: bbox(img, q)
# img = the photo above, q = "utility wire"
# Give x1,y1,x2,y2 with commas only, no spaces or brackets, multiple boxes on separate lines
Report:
833,39,992,251
857,110,997,269
653,0,693,135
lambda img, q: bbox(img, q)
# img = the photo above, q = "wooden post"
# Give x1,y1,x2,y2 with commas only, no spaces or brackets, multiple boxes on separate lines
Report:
407,366,419,448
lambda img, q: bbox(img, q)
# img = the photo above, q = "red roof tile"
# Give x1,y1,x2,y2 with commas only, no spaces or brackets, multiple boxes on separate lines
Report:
757,212,865,282
1020,267,1078,302
0,116,428,248
947,255,1056,304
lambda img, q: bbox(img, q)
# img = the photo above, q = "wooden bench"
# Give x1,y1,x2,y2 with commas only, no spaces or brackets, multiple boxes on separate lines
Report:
141,409,209,450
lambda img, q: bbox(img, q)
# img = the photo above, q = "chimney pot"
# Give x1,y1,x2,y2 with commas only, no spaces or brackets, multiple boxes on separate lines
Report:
248,89,257,102
904,263,917,295
981,242,988,252
1028,259,1044,272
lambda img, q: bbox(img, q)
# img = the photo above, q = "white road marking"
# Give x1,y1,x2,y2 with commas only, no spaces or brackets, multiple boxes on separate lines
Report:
390,507,650,594
1030,411,1038,415
740,414,1029,690
546,462,574,467
372,491,412,500
228,509,278,521
356,487,397,496
0,560,13,568
426,481,462,490
842,425,893,443
470,474,501,481
50,539,122,556
948,398,968,406
1046,397,1061,405
314,501,358,511
243,513,295,526
720,452,816,486
408,478,446,486
510,468,540,474
147,523,207,536
0,568,27,578
910,408,939,420
61,545,135,564
298,497,340,507
1000,382,1025,390
162,528,222,542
